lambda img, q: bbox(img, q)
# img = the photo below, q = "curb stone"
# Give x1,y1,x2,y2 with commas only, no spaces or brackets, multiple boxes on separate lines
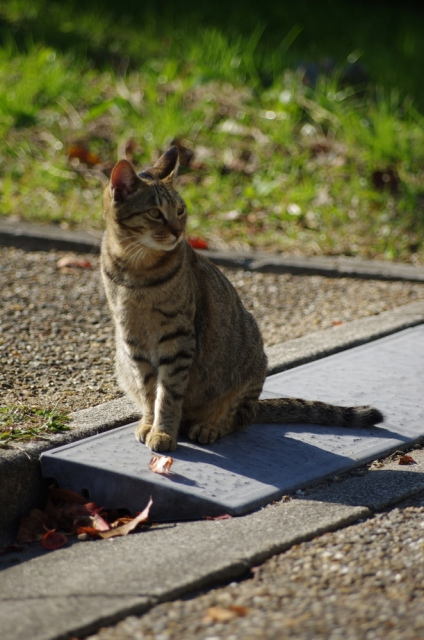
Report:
0,397,140,545
1,217,424,281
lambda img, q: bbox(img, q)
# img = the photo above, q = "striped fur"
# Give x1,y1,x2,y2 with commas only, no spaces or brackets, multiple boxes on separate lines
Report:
101,146,383,452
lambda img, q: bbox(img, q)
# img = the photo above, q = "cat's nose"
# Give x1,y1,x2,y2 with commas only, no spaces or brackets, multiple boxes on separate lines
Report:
168,223,183,238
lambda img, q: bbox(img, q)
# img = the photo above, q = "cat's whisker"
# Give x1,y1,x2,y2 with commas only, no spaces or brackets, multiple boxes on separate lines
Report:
129,246,149,269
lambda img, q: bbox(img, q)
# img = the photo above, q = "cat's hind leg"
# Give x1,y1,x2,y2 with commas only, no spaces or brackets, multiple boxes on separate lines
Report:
185,382,262,444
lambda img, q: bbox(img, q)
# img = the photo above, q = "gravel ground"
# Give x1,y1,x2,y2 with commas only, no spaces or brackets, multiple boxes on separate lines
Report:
85,491,424,640
2,245,424,415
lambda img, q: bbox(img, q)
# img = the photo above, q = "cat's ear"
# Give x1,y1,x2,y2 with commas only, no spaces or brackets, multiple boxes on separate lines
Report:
152,146,179,184
110,159,139,202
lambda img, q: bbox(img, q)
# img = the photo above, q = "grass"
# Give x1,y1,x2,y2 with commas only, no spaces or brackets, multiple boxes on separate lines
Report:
0,1,424,262
0,405,70,445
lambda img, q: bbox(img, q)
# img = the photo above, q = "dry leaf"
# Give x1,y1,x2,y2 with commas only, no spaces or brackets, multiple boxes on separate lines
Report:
398,455,416,465
57,257,92,269
77,497,153,539
149,454,174,474
68,144,102,166
204,514,232,521
110,516,134,528
17,487,152,548
73,512,110,532
204,605,248,622
41,530,68,550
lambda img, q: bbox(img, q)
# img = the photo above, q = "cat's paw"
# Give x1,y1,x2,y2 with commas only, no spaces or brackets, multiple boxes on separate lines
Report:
188,422,219,444
146,431,177,452
135,421,153,443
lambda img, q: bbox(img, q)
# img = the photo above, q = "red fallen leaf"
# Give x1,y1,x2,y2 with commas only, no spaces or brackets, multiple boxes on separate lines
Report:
149,455,174,475
68,144,102,166
84,501,107,516
77,498,153,539
44,489,107,534
41,530,68,550
57,257,92,269
398,455,416,465
72,512,110,532
187,236,208,250
52,501,109,534
86,512,110,532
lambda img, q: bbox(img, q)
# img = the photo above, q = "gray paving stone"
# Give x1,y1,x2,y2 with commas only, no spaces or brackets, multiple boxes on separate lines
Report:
40,327,424,521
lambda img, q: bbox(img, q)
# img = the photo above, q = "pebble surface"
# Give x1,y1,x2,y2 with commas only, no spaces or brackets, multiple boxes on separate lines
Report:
2,245,424,414
85,492,424,640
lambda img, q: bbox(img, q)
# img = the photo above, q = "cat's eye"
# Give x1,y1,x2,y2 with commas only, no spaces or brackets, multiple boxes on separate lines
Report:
149,208,162,219
177,206,185,217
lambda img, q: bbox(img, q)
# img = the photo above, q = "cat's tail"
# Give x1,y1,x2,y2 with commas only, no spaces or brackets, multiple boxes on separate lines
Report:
256,398,384,428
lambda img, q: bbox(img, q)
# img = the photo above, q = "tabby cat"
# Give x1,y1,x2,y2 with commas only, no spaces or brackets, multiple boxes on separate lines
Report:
101,146,383,453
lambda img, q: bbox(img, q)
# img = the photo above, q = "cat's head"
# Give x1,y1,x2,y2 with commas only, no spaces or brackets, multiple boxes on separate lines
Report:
103,146,187,252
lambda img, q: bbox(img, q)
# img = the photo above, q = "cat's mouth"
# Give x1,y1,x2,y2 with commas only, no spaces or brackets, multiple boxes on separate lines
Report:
151,234,183,251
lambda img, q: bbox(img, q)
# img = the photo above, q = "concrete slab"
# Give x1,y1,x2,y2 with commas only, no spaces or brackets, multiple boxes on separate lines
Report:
40,327,424,521
265,300,424,374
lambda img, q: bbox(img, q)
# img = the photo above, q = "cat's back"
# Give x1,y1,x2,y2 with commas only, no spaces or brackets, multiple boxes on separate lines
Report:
187,247,267,380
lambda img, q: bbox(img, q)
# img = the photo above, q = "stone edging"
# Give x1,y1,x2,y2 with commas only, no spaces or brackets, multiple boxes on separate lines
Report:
1,218,424,282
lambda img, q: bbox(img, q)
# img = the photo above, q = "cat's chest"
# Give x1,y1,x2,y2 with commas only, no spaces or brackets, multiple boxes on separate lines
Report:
112,286,194,352
113,290,162,340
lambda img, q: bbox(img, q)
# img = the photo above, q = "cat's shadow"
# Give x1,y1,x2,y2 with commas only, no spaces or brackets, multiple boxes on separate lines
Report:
153,420,410,489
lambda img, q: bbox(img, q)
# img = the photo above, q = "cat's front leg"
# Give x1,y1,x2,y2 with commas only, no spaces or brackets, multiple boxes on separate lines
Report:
142,381,181,452
135,400,155,444
145,349,193,452
127,359,157,444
